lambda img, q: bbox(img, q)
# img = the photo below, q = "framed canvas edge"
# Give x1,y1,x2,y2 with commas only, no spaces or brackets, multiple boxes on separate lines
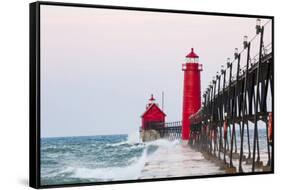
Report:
30,1,41,189
29,1,275,189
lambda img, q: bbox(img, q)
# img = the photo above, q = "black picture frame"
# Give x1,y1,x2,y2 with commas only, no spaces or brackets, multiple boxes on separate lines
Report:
29,1,274,189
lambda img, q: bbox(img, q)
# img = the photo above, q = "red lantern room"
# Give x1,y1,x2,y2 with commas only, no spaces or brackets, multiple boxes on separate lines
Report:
141,94,166,130
182,48,203,140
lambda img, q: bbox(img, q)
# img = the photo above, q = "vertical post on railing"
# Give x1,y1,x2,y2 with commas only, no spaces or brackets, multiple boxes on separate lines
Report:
246,121,251,159
252,25,264,172
230,49,241,168
239,41,251,172
209,84,214,155
205,85,209,152
205,88,210,152
259,55,271,167
217,72,222,160
224,58,232,164
202,93,207,151
211,78,217,156
220,67,226,162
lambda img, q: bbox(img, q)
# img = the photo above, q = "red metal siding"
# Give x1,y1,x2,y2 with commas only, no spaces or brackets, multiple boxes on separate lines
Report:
141,104,165,130
182,49,202,140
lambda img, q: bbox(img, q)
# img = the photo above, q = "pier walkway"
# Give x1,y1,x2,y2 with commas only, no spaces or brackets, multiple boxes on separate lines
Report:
139,139,269,179
139,141,223,179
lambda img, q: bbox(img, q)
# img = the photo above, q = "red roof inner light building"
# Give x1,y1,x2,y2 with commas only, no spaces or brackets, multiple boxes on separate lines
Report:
141,94,166,130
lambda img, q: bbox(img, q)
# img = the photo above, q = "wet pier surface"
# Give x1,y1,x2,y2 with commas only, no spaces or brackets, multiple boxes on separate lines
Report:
139,140,269,179
139,142,224,179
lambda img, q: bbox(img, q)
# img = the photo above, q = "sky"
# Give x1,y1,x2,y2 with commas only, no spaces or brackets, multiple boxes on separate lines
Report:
40,5,272,138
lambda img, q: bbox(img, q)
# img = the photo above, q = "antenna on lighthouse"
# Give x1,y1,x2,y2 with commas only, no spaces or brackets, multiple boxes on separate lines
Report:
161,91,164,111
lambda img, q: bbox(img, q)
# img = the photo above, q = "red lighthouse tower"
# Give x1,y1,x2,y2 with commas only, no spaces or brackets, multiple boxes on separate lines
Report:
182,48,203,140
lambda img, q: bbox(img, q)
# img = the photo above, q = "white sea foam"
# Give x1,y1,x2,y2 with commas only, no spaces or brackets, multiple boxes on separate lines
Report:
71,148,148,181
69,139,179,181
127,132,142,144
145,138,180,149
107,141,128,147
107,132,142,147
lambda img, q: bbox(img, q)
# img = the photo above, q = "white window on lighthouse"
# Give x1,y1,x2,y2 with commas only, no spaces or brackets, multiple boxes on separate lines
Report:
186,57,199,63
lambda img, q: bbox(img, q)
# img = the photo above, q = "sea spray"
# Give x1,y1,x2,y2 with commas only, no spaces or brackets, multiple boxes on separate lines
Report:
127,131,142,144
41,134,181,185
71,148,148,181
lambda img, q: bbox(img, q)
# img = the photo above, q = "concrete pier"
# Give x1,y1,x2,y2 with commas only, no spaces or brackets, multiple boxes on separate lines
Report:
139,141,224,179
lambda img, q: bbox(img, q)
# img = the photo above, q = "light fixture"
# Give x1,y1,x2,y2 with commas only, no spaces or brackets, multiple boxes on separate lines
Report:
234,48,239,59
227,58,231,68
256,18,261,34
213,76,216,83
227,57,230,63
243,35,248,49
221,65,225,74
